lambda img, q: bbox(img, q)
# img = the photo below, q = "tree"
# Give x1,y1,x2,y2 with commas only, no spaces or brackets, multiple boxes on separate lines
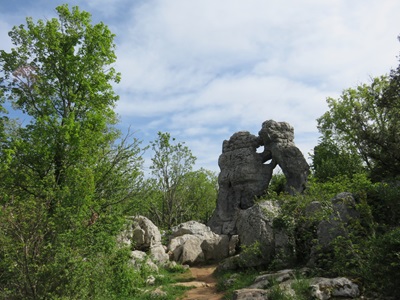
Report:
178,168,218,223
311,136,364,182
0,5,143,298
148,132,196,228
317,75,400,180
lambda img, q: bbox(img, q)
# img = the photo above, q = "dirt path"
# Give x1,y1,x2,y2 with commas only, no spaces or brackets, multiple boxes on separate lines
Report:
177,265,225,300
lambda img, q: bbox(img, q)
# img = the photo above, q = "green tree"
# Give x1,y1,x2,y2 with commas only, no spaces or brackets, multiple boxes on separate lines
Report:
311,136,364,182
148,132,196,228
317,75,400,180
178,168,218,223
0,5,143,299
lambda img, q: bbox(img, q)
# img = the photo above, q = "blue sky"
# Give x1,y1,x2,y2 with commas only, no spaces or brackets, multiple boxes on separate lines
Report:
1,0,400,173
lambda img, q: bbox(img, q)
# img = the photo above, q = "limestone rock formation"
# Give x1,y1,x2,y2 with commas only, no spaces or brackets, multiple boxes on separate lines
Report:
309,192,360,266
233,268,360,300
168,221,235,265
118,216,169,265
216,200,292,271
258,120,310,195
208,131,275,235
208,120,309,235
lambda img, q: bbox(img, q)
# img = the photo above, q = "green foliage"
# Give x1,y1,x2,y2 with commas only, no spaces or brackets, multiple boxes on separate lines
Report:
216,268,259,299
290,277,311,300
362,228,400,297
365,180,400,230
268,172,287,196
317,75,400,180
311,136,364,182
238,241,263,268
0,5,145,299
143,132,217,228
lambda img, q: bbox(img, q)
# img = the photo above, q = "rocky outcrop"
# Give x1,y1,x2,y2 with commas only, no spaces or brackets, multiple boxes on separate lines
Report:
310,277,360,300
208,120,309,235
216,200,292,271
233,268,360,300
208,131,274,235
168,221,236,265
309,192,360,266
232,289,269,300
118,216,169,265
258,120,310,195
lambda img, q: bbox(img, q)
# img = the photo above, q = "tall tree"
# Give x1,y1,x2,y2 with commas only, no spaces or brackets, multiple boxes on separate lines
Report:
148,132,196,228
311,136,364,182
0,5,143,298
316,75,400,180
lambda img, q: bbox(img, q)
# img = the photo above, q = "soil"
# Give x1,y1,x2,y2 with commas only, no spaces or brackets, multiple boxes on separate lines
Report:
178,265,225,300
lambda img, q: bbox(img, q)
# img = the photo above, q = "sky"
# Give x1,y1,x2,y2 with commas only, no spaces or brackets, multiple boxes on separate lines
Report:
1,0,400,173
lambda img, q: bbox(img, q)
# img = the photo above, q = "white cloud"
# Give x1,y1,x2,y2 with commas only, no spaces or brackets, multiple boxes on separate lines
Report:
2,0,400,173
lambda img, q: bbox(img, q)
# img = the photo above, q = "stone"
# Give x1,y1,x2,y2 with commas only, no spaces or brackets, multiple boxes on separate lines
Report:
236,200,292,267
145,275,156,286
258,120,310,195
149,244,169,265
310,277,360,299
208,131,275,235
169,234,204,265
309,193,360,265
118,216,169,265
129,250,159,273
209,120,309,235
150,287,167,298
171,220,214,239
201,234,230,262
168,220,233,265
232,288,269,300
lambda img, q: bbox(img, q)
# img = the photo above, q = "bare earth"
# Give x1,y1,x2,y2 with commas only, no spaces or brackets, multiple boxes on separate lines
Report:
177,265,225,300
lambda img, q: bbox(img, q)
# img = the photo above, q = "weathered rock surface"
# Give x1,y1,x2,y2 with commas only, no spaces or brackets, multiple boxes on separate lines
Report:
232,288,269,300
118,216,169,265
168,221,235,265
208,131,274,235
216,200,292,271
258,120,310,195
310,277,360,300
129,250,159,273
234,269,360,300
209,120,309,235
309,192,360,266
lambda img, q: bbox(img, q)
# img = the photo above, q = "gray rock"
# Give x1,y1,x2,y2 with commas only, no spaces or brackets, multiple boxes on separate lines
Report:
309,193,360,265
145,275,156,286
118,216,169,265
209,120,309,235
310,277,360,299
232,288,269,300
171,220,214,239
168,220,233,265
201,234,230,261
169,234,203,264
208,131,274,235
258,120,310,195
129,250,159,273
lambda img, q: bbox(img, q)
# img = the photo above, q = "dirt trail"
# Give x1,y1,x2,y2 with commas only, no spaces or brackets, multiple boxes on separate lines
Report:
178,265,225,300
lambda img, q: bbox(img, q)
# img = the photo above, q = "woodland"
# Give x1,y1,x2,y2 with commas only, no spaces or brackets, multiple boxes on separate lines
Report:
0,5,399,300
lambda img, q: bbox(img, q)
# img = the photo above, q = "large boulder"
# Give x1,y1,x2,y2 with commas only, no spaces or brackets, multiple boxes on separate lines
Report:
258,120,310,195
310,277,360,300
209,120,309,235
216,200,292,271
168,221,234,265
309,193,360,266
233,268,360,300
232,289,269,300
118,216,169,264
208,131,274,235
